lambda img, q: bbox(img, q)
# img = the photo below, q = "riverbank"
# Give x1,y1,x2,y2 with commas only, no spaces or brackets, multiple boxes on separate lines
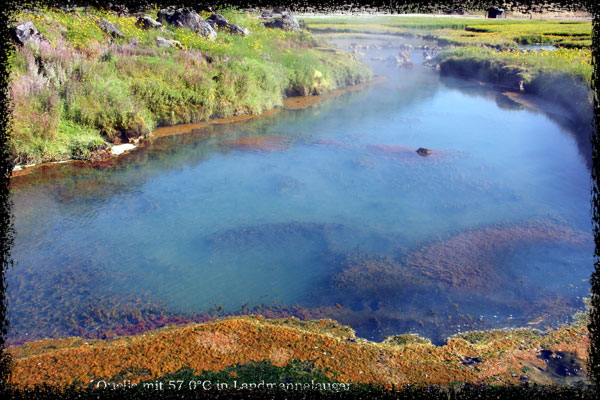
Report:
304,15,593,165
6,309,589,389
8,6,371,168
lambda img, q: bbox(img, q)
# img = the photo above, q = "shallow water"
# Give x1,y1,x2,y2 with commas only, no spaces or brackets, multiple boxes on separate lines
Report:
8,36,593,344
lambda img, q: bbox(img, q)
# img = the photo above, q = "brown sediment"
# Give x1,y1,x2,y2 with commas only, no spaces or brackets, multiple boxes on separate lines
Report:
283,75,387,110
217,134,293,152
405,221,592,291
6,314,589,389
151,108,282,139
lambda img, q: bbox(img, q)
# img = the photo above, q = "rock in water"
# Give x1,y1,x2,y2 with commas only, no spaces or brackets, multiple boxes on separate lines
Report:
96,19,124,39
416,148,432,157
136,15,162,30
11,21,48,46
157,7,216,40
263,11,300,32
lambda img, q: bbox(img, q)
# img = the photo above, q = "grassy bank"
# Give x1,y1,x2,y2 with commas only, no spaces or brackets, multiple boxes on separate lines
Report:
8,7,372,165
6,309,590,389
304,15,592,128
304,16,592,48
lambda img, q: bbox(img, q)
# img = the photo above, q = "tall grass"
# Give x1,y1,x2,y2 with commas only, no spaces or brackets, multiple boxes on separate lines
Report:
8,7,371,165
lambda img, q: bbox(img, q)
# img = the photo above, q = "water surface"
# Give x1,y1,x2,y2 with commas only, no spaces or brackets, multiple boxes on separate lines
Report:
8,36,593,344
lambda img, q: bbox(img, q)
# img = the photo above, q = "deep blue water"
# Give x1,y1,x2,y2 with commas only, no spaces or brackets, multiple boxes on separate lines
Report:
8,36,593,344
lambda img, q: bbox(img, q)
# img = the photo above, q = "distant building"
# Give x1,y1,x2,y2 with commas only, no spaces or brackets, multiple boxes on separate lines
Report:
487,7,505,18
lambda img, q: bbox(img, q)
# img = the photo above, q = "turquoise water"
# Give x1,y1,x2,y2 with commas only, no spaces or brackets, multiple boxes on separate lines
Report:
8,36,593,344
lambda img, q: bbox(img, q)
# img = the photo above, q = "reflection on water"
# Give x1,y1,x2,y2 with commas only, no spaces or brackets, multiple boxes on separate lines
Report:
8,36,593,345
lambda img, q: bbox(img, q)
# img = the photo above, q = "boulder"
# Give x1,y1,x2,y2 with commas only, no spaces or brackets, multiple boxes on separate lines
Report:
193,5,214,13
263,11,300,32
11,21,48,46
136,15,162,30
206,13,251,36
157,7,216,40
227,23,251,36
155,36,182,49
416,148,432,157
206,13,229,28
96,19,124,39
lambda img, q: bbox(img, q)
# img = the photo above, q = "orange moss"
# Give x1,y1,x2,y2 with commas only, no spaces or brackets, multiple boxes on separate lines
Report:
7,315,589,389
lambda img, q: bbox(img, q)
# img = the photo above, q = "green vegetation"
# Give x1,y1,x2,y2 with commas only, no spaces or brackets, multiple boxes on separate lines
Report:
303,15,591,48
436,46,591,84
304,14,592,107
8,7,371,165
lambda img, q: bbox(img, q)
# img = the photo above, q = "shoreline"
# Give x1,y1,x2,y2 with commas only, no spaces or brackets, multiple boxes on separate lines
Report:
6,313,589,389
9,76,387,180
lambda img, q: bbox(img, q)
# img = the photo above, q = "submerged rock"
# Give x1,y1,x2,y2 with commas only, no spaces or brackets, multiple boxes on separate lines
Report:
96,19,124,39
11,21,49,46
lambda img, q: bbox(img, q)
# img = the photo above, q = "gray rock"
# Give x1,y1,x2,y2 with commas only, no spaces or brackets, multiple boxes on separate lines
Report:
136,15,162,30
155,36,182,49
206,13,250,36
263,11,300,32
227,23,251,36
416,148,432,157
96,19,124,39
11,21,48,46
206,13,229,28
157,7,216,40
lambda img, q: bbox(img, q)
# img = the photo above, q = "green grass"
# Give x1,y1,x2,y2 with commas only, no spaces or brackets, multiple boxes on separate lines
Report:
8,7,372,165
303,15,591,48
437,46,592,84
304,15,591,95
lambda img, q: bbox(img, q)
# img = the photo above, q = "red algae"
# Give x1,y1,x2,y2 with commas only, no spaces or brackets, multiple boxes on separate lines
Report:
311,139,353,148
218,135,293,152
406,221,592,291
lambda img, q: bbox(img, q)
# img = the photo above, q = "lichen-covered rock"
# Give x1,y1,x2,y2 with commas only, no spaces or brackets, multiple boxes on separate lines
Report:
96,19,124,39
157,7,216,40
136,15,162,30
155,36,183,49
263,11,300,32
11,21,48,46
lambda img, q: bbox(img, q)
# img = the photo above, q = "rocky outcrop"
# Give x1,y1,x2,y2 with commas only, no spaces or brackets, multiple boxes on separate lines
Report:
96,19,124,39
11,21,48,46
157,7,216,40
263,11,300,32
136,15,162,30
